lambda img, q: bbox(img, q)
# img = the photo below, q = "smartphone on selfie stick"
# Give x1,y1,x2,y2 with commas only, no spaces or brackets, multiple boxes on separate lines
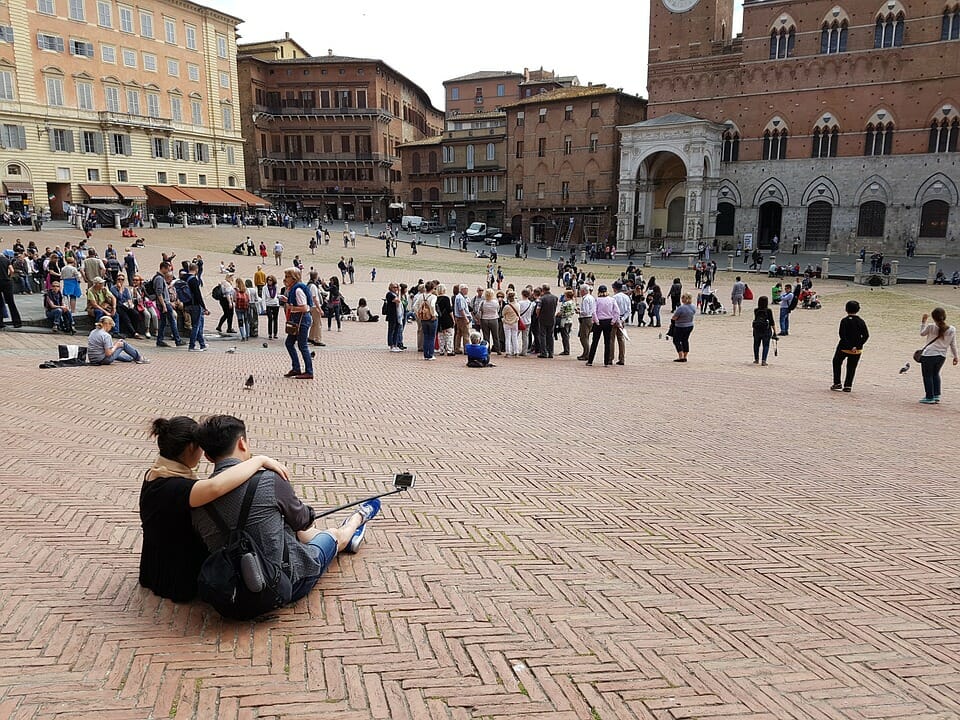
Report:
314,472,416,519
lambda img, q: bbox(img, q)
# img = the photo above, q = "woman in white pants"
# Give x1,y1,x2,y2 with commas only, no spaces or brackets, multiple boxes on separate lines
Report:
502,290,522,356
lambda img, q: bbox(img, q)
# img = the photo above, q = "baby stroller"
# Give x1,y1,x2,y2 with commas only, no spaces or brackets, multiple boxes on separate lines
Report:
705,296,726,315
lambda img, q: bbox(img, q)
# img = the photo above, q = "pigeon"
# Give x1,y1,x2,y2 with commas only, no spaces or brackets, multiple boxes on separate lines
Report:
262,342,269,348
899,362,910,374
310,351,316,358
658,332,662,340
226,346,237,354
244,374,254,390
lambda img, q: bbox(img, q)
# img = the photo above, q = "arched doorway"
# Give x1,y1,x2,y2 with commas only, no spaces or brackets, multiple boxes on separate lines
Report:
530,215,547,244
758,202,782,249
511,214,522,236
716,202,736,236
637,151,687,243
804,201,833,250
919,200,949,237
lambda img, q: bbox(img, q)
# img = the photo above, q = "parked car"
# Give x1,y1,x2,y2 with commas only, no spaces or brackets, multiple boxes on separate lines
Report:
485,232,517,246
419,220,443,233
465,222,501,241
400,215,423,230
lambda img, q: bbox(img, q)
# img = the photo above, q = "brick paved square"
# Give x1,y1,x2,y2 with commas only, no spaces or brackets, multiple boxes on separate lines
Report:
0,226,958,719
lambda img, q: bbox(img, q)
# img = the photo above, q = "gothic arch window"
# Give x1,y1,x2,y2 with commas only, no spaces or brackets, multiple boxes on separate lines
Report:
721,125,740,162
428,187,439,202
821,19,849,53
769,26,796,59
875,11,905,47
919,200,949,237
857,201,886,236
811,114,840,158
762,118,789,160
864,109,894,155
928,107,959,152
942,4,960,39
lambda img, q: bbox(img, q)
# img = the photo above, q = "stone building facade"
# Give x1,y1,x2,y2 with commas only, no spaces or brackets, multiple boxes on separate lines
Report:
0,0,246,218
618,0,960,254
237,41,443,222
505,85,647,247
398,111,507,230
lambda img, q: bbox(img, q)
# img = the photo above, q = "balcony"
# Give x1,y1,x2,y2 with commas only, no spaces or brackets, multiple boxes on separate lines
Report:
98,111,172,132
254,106,393,123
264,151,392,164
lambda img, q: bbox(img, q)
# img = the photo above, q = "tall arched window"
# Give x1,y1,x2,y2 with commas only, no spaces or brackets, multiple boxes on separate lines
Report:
811,115,839,157
919,200,949,237
411,152,421,174
943,5,960,39
821,20,849,53
769,26,796,59
864,122,894,155
763,130,789,159
412,188,423,201
427,151,438,172
465,144,475,170
428,187,439,202
928,109,960,153
721,130,740,161
875,12,905,47
857,201,886,236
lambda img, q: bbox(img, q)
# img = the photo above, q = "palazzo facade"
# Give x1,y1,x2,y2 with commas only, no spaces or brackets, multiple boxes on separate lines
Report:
618,0,960,254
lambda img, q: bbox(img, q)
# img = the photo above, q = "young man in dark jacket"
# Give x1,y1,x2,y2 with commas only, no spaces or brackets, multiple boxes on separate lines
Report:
831,300,869,392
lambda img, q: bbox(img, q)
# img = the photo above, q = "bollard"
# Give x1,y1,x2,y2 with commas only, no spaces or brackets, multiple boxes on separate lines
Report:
181,213,188,229
261,215,267,228
580,249,586,264
687,254,695,268
821,258,829,279
927,262,938,285
211,214,217,228
114,214,121,230
890,259,899,285
854,258,863,284
727,254,734,271
546,247,552,260
645,252,652,267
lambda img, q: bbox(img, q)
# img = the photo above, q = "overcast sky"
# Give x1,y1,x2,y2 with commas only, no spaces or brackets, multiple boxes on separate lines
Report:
210,0,742,110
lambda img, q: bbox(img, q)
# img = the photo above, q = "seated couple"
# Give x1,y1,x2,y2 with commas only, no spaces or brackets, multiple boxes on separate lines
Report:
138,414,380,606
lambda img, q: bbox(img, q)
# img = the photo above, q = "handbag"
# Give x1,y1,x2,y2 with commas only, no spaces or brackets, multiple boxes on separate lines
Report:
285,312,303,335
913,338,936,363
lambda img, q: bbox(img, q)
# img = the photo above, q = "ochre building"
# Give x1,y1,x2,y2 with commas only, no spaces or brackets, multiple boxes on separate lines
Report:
617,0,960,253
0,0,246,218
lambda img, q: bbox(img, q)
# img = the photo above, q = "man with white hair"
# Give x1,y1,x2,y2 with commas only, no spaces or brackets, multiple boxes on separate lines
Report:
576,285,596,361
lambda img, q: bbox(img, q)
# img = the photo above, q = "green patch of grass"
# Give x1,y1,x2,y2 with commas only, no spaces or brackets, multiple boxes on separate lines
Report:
590,708,602,720
517,681,529,697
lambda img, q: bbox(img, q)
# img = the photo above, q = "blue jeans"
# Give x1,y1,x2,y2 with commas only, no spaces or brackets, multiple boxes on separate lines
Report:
188,306,206,349
46,308,73,331
421,319,438,358
285,313,313,374
387,317,403,347
92,307,120,328
157,304,181,344
99,341,142,364
753,334,771,362
289,531,338,602
779,308,790,335
920,355,945,399
649,304,661,326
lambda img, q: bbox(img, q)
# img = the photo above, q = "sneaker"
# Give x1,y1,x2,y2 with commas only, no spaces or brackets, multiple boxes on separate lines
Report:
390,347,401,353
135,357,151,364
175,340,186,346
830,384,843,391
933,396,941,403
344,498,381,554
295,373,313,379
842,387,852,392
156,341,171,348
761,362,768,366
919,397,937,404
189,347,204,352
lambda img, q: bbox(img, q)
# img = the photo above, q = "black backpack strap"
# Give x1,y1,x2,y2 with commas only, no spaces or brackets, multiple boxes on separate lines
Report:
204,473,260,542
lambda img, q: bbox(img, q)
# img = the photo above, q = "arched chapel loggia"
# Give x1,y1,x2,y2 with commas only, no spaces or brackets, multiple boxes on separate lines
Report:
616,113,726,252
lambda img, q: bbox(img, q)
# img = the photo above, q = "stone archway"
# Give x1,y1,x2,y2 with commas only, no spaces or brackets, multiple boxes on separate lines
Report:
617,113,726,252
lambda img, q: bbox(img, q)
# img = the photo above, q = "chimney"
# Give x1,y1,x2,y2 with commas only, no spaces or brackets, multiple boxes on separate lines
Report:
328,48,333,56
284,31,290,39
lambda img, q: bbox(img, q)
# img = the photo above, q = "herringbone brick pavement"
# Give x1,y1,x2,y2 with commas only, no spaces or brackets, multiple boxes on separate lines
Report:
0,227,958,719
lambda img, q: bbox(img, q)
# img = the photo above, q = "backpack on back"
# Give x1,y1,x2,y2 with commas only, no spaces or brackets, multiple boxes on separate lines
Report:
144,272,163,300
174,279,193,305
788,291,799,312
197,476,292,620
415,294,436,321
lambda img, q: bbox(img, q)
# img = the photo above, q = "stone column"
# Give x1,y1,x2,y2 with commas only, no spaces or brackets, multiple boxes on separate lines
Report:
727,254,734,271
854,258,862,284
890,260,899,285
211,213,217,228
616,180,636,252
821,258,829,279
645,252,652,267
181,213,188,228
927,262,937,285
682,179,704,253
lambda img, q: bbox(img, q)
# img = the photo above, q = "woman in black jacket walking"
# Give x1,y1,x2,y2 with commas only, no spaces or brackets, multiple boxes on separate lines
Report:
752,296,777,365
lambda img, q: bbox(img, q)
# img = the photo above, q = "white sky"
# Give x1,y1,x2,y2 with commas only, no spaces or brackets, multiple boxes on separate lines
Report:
207,0,738,111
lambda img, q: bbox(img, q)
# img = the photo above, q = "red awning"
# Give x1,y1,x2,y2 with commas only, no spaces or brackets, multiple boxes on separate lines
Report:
177,187,243,206
223,188,272,207
3,181,33,196
112,184,147,201
80,184,119,201
145,185,196,204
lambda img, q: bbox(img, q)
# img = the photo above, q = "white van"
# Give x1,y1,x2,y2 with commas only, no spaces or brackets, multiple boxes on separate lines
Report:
401,215,423,230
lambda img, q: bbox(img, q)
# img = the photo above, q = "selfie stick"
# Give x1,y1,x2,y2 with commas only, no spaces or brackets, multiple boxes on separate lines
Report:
313,486,410,520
